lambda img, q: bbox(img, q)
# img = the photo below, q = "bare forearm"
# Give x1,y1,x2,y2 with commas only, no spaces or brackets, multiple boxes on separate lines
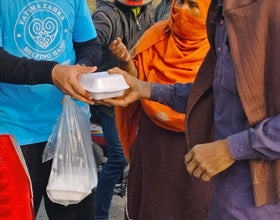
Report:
119,59,138,77
140,81,152,99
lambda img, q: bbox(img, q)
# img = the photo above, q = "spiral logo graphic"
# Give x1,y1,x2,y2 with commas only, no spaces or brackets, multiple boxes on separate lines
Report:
14,1,69,60
29,18,58,49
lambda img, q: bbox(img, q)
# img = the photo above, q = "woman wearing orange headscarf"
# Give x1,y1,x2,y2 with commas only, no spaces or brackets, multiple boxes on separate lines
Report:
110,0,211,219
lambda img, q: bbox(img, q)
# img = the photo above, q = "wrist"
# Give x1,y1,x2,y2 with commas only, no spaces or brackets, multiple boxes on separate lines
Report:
51,64,60,83
140,81,151,99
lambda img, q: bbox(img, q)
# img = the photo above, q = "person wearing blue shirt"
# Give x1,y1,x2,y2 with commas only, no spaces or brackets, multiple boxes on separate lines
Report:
0,0,101,219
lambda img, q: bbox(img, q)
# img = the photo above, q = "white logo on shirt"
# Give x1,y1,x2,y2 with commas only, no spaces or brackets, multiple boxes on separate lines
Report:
29,17,58,49
14,1,70,60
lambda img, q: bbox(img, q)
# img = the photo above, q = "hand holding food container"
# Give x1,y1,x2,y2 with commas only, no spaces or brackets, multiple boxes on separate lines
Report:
79,68,152,107
79,71,129,100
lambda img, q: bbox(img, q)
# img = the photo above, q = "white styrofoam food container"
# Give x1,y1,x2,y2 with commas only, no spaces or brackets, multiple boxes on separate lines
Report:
79,71,129,100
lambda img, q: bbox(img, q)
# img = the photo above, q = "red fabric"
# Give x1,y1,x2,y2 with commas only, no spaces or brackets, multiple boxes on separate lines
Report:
0,135,34,220
120,0,144,6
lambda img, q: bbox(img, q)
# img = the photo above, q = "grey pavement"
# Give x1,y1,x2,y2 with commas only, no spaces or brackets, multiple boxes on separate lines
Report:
36,195,125,220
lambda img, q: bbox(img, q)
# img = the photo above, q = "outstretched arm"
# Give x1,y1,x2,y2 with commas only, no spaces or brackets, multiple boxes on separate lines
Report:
0,47,97,104
100,67,191,113
99,67,151,107
0,47,56,85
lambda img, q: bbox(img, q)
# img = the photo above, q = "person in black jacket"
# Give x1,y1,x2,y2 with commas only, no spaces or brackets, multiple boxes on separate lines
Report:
91,0,154,219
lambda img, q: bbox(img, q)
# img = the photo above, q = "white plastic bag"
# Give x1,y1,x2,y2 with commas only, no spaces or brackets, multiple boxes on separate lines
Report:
42,113,61,163
46,95,98,206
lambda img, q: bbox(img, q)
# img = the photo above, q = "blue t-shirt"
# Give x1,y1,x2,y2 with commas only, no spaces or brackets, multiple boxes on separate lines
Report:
0,0,97,145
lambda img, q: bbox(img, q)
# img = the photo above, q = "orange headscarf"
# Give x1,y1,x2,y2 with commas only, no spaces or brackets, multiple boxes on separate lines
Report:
116,0,211,159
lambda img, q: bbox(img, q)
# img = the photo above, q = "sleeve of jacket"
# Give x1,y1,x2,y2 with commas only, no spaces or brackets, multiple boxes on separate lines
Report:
0,47,57,85
74,38,102,67
151,82,192,114
92,7,119,47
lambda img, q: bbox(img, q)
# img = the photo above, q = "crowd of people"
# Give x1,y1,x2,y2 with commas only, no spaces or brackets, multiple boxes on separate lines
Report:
1,0,280,220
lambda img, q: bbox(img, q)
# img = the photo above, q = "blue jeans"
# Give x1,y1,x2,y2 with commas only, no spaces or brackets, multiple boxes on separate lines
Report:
90,105,127,220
